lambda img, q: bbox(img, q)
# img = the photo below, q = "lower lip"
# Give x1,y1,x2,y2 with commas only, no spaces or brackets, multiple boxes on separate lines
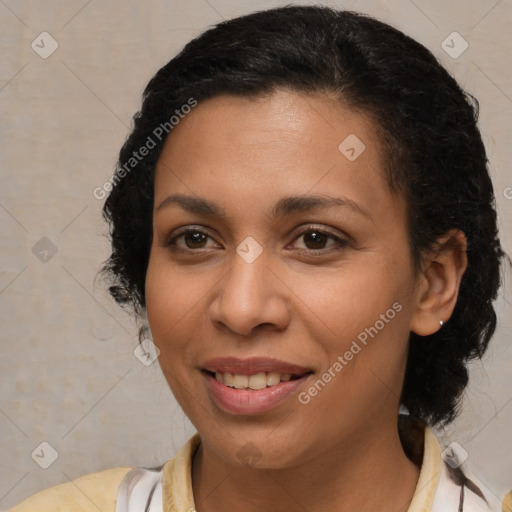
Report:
203,371,312,415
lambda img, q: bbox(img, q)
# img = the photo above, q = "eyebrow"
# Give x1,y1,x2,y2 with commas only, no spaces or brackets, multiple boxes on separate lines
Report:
156,193,373,221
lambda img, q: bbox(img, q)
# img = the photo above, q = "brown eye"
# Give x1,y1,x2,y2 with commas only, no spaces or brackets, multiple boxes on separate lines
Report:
302,231,329,250
183,231,208,249
291,226,349,256
165,227,216,251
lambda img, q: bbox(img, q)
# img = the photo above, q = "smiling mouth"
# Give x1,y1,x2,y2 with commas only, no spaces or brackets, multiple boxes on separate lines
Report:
203,370,312,391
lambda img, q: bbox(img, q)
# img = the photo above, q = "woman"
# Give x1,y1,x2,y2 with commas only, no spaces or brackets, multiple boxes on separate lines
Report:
11,5,508,512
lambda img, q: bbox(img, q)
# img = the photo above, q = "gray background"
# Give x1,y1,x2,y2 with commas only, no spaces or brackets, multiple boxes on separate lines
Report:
0,0,511,509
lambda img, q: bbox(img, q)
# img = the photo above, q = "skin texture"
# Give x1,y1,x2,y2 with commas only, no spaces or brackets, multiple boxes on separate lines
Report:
145,89,467,512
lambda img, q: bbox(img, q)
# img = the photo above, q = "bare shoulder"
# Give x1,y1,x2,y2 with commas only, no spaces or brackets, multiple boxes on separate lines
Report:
9,467,133,512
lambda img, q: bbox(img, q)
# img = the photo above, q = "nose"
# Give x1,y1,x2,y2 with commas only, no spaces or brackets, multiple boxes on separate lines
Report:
208,249,290,337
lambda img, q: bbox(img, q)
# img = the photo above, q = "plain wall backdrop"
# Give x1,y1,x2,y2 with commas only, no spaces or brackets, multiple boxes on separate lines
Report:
1,0,511,509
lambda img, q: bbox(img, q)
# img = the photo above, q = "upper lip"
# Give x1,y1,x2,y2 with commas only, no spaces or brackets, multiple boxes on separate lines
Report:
202,357,313,376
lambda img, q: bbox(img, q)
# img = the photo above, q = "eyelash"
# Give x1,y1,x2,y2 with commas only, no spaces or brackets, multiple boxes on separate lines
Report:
164,225,350,256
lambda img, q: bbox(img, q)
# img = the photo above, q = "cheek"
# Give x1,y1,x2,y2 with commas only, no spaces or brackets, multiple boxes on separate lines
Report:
291,256,409,329
291,253,414,379
145,251,204,332
144,256,201,398
144,253,170,333
145,254,190,358
144,250,224,377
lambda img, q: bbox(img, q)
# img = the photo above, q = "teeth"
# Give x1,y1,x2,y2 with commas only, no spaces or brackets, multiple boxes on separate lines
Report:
233,374,249,389
214,371,296,390
266,372,281,386
248,373,267,390
222,372,234,386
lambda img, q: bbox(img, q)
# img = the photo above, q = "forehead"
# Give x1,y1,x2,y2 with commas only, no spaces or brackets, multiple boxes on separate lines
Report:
153,89,404,222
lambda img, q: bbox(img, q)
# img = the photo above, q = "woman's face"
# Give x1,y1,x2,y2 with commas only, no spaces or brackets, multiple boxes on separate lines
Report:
145,89,421,467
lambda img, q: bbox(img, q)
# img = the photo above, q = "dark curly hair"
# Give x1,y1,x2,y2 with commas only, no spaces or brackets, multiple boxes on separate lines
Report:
100,5,506,427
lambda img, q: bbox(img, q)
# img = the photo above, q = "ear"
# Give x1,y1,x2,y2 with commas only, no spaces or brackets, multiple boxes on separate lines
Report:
410,229,468,336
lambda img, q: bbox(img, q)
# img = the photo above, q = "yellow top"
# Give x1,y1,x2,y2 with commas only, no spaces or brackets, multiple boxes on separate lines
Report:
163,428,442,511
503,491,512,512
8,425,501,511
9,466,133,511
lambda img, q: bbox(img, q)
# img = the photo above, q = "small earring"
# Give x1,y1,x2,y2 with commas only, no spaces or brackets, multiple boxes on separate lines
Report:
439,320,444,327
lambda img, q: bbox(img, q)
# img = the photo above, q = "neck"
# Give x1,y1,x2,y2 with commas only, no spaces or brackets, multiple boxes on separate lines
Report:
191,419,421,512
